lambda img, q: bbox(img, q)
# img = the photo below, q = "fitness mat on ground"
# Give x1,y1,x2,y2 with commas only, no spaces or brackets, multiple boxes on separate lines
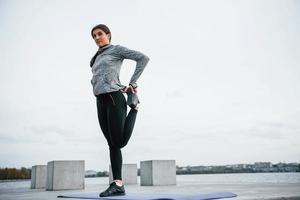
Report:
57,191,237,200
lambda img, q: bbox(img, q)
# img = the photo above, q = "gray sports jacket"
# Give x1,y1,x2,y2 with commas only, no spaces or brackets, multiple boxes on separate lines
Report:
90,44,150,96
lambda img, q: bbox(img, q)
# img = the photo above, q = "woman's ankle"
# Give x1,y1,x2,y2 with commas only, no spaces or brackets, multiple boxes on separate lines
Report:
114,179,123,186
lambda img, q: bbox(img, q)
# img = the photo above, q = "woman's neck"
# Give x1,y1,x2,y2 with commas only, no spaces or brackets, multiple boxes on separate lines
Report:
100,43,110,48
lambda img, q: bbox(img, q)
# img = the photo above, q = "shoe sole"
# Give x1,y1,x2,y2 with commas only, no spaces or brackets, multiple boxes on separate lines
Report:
99,192,126,197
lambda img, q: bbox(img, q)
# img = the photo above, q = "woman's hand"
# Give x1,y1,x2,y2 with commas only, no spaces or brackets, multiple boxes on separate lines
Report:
120,85,137,93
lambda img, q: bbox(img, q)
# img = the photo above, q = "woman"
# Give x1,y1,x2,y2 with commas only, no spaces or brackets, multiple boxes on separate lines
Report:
89,24,150,197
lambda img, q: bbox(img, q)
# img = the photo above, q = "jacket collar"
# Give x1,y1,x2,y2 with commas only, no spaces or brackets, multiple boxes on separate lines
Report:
98,43,112,51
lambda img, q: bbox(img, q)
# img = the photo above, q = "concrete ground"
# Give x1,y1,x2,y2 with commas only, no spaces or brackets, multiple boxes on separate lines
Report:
1,179,300,200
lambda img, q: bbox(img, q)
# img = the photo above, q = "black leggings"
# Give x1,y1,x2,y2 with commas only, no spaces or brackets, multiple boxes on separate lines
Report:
96,90,138,180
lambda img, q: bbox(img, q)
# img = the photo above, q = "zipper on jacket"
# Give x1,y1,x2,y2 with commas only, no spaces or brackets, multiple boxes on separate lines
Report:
109,94,116,106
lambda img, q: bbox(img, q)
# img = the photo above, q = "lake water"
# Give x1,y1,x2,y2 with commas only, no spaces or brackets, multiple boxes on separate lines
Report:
1,172,299,190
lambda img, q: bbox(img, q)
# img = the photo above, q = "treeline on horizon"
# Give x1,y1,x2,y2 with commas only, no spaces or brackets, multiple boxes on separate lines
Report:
0,167,31,180
1,163,299,180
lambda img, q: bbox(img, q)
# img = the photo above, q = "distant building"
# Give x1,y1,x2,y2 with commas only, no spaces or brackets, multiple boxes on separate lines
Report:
225,164,245,169
253,162,272,172
273,162,299,172
85,170,97,177
175,162,299,174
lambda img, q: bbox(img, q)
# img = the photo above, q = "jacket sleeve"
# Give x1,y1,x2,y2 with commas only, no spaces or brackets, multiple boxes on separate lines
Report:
116,45,150,85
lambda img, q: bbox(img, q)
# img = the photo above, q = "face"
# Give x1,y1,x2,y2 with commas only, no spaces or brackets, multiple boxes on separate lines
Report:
92,28,111,47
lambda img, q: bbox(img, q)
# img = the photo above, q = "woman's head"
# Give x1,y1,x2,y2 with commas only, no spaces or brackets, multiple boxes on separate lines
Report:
91,24,111,47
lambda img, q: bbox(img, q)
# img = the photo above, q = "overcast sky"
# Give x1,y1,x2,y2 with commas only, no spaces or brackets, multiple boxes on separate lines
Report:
0,0,300,171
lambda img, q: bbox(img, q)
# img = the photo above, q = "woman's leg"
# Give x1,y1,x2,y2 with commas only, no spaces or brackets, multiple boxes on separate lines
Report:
121,108,138,147
106,91,138,181
108,91,138,148
96,95,123,180
96,95,112,147
96,91,138,181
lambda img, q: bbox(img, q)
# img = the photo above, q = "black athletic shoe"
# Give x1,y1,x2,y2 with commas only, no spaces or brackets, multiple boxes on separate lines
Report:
99,181,125,197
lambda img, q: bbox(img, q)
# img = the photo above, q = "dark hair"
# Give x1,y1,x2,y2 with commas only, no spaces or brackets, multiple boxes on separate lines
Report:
91,24,111,42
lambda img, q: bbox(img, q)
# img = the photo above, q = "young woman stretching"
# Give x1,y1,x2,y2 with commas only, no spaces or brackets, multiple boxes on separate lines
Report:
89,24,150,197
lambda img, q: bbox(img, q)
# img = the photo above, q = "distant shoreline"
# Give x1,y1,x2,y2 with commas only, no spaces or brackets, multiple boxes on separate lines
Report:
1,172,299,182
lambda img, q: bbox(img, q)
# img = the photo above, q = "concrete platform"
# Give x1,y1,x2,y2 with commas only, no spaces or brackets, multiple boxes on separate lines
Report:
140,160,176,186
46,160,85,191
31,165,47,189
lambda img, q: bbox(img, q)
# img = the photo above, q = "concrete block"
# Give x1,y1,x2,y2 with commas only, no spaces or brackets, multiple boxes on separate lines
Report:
109,164,137,185
140,160,176,186
46,160,85,191
31,165,47,189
